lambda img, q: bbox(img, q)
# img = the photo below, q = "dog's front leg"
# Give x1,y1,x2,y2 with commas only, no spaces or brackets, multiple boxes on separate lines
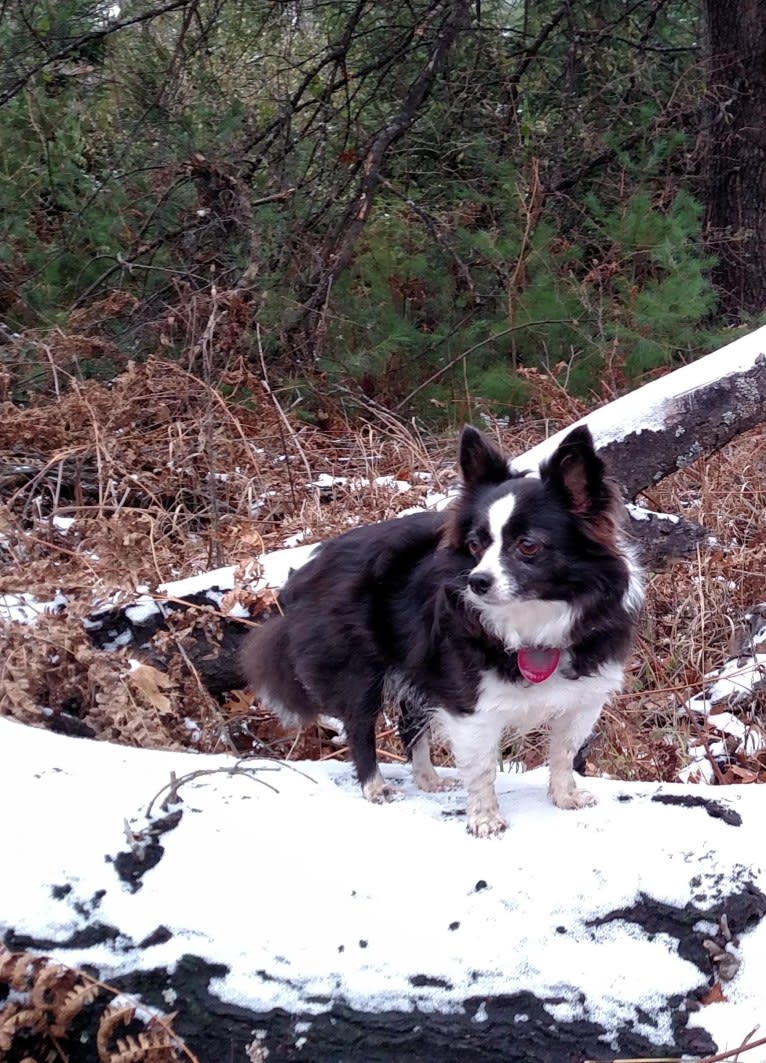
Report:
464,769,506,837
438,712,506,837
547,706,601,810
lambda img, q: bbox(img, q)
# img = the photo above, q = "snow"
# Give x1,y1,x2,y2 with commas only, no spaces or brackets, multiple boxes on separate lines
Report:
312,473,415,495
308,472,453,518
82,543,320,634
51,514,76,534
687,655,766,716
626,502,680,524
0,715,763,1055
282,529,308,547
0,590,68,624
398,486,451,515
260,542,318,586
159,564,238,599
680,652,766,783
155,544,318,600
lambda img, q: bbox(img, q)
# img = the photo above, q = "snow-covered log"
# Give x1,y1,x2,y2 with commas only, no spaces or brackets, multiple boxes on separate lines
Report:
82,548,316,695
515,325,766,496
2,716,764,1062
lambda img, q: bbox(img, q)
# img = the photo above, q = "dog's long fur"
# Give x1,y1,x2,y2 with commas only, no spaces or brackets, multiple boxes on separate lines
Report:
240,426,643,836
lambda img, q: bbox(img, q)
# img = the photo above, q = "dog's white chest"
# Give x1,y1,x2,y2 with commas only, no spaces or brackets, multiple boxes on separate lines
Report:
474,660,624,735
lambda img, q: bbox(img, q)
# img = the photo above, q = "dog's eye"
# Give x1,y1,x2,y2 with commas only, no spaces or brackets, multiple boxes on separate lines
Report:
517,537,540,558
466,534,483,558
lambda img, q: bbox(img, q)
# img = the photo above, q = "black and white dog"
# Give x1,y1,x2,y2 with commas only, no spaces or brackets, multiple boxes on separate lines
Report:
240,426,642,836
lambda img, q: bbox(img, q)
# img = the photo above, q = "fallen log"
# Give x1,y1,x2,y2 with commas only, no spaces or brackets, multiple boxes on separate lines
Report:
515,325,766,569
1,716,764,1063
515,325,766,497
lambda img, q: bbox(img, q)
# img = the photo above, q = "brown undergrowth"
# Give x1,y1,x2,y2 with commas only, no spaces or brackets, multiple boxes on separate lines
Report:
598,425,766,784
1,351,766,783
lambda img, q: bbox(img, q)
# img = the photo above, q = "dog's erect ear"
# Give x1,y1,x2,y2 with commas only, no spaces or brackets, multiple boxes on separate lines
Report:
458,426,510,487
544,425,612,517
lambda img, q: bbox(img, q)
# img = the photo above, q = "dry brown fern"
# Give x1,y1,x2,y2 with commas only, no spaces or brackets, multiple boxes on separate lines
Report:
97,1003,137,1060
0,946,45,989
0,1002,44,1051
50,979,102,1037
97,1003,188,1062
108,1029,184,1063
0,944,197,1062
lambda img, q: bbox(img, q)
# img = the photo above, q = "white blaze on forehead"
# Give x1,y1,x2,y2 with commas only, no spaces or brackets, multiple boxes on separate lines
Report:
487,491,517,543
472,492,516,573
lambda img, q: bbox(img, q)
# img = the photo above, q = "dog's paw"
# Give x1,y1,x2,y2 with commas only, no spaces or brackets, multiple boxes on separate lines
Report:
413,770,459,794
465,782,506,837
362,777,401,804
549,786,597,811
466,809,507,838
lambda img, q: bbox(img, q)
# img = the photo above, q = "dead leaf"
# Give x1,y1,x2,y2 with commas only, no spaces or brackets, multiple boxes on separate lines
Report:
129,664,175,714
728,765,759,783
700,982,727,1005
222,689,253,716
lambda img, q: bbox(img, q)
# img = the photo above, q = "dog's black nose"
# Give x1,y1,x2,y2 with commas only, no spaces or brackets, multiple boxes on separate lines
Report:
469,572,493,596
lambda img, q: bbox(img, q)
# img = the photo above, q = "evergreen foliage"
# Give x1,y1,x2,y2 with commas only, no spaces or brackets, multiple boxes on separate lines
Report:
0,0,741,418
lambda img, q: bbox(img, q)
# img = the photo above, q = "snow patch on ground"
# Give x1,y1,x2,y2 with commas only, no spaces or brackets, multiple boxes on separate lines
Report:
51,514,76,534
626,502,680,523
681,649,766,783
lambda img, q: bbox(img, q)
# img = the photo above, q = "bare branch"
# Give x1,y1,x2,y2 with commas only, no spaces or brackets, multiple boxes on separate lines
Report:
295,0,473,352
0,0,197,107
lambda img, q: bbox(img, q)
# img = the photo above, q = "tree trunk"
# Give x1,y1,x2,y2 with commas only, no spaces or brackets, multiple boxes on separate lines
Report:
702,0,766,318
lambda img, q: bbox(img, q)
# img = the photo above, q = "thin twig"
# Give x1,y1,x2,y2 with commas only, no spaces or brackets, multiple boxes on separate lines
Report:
585,1032,766,1063
145,763,282,819
698,1030,766,1062
256,322,315,505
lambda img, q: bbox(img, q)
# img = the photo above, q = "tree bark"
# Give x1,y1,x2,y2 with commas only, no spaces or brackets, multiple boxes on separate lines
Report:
702,0,766,318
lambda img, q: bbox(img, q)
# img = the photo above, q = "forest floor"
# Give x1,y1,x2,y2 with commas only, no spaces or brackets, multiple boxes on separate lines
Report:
2,354,766,786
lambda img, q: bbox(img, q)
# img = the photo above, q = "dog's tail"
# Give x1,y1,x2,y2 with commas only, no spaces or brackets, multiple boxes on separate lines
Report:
239,617,315,724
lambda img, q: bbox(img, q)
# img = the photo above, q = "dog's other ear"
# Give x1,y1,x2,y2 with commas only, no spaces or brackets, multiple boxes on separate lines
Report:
458,426,510,487
544,425,613,518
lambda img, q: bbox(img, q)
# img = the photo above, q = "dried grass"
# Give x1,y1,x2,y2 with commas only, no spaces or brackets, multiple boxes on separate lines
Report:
597,425,766,783
2,348,766,783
